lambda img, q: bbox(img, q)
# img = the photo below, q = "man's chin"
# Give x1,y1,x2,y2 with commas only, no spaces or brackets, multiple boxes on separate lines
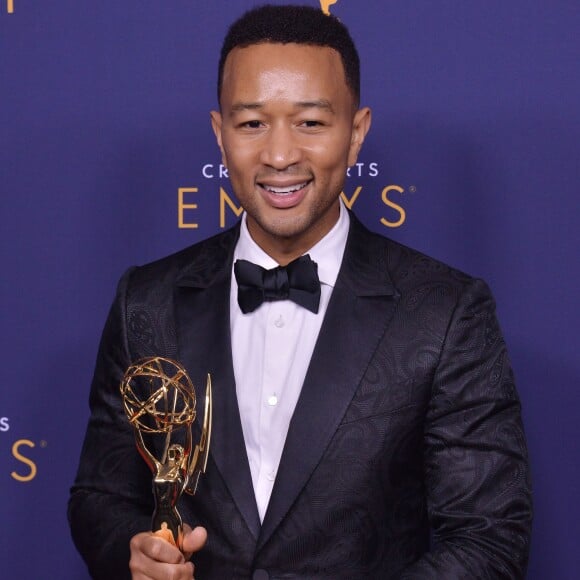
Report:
248,214,313,245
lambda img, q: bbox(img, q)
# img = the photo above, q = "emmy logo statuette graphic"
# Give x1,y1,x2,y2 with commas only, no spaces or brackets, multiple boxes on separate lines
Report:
320,0,339,15
120,357,212,550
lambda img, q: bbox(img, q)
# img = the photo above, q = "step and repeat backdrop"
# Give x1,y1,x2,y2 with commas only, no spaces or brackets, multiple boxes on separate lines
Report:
1,1,578,577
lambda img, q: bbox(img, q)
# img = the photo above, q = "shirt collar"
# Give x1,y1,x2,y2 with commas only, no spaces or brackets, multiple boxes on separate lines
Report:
233,200,350,288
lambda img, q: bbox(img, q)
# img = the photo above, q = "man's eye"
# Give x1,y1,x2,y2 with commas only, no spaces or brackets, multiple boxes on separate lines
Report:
241,120,263,129
301,120,324,128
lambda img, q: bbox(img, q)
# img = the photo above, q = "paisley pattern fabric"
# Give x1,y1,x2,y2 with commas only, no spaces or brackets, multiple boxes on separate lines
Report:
68,214,532,579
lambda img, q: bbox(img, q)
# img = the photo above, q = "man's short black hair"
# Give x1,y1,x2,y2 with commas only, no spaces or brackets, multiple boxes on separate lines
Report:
218,4,360,106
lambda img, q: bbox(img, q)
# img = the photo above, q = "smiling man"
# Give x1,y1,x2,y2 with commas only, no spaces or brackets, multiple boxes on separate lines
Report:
69,5,532,579
210,41,370,264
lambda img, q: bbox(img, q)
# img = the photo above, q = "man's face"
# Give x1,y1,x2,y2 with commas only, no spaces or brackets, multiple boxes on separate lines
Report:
211,42,371,262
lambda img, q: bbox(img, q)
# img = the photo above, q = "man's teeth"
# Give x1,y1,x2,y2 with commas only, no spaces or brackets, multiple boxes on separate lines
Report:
264,182,308,194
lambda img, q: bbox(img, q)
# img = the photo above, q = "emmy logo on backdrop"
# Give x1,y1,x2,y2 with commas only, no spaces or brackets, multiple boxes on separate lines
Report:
120,357,212,550
320,0,338,15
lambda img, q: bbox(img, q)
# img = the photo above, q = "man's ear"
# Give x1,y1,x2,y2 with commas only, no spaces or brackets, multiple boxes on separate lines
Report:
210,110,227,166
347,106,372,167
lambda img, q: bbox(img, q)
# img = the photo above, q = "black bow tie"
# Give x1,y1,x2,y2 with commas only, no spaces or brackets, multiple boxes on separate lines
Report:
234,255,321,314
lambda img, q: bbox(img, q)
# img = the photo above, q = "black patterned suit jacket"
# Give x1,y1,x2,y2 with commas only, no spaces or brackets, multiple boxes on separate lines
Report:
69,214,532,579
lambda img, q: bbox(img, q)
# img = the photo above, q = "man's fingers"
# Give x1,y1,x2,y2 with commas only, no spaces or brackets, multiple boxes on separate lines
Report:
128,527,204,578
131,532,185,564
182,526,208,560
130,531,188,579
130,559,193,580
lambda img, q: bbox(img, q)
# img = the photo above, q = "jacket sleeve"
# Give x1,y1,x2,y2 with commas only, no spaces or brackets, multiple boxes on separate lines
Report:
401,278,532,579
68,268,152,580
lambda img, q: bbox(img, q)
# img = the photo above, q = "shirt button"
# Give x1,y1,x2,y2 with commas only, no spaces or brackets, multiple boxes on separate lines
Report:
266,470,276,482
267,394,278,406
274,314,285,328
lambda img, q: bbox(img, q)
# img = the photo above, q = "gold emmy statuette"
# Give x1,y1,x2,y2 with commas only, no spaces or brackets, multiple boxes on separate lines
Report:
120,357,212,551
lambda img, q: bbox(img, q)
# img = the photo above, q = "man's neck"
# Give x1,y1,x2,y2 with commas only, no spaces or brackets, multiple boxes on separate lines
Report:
246,206,342,266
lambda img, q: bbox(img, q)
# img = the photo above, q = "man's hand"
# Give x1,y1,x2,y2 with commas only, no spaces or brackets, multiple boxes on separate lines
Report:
129,525,207,579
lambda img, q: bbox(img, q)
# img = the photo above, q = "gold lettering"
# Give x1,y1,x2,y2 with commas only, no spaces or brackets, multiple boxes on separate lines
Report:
220,187,243,228
340,186,363,210
11,439,37,482
178,188,199,229
320,0,338,15
380,185,406,228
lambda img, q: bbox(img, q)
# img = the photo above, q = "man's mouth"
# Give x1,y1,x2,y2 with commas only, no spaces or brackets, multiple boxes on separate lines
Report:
260,180,311,195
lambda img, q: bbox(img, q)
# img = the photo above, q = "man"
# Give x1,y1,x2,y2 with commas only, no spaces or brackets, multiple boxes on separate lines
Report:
69,5,532,579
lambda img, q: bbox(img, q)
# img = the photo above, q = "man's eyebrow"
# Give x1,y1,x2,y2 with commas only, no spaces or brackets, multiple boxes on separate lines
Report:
230,102,263,113
295,100,335,112
229,100,335,113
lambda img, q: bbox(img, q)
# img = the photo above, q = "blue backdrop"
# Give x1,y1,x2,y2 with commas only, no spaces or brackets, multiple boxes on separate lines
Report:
1,1,578,577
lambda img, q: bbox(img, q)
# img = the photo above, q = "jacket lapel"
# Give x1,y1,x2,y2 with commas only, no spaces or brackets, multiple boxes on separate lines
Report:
174,226,261,540
258,216,400,549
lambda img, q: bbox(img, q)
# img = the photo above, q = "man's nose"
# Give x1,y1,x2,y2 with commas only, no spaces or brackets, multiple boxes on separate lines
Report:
259,124,301,169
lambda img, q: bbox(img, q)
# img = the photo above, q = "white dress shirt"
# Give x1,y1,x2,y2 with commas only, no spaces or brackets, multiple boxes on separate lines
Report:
230,202,350,521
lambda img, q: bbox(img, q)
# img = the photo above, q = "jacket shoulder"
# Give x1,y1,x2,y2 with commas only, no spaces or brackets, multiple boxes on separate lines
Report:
125,224,239,291
109,225,238,360
348,213,476,294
